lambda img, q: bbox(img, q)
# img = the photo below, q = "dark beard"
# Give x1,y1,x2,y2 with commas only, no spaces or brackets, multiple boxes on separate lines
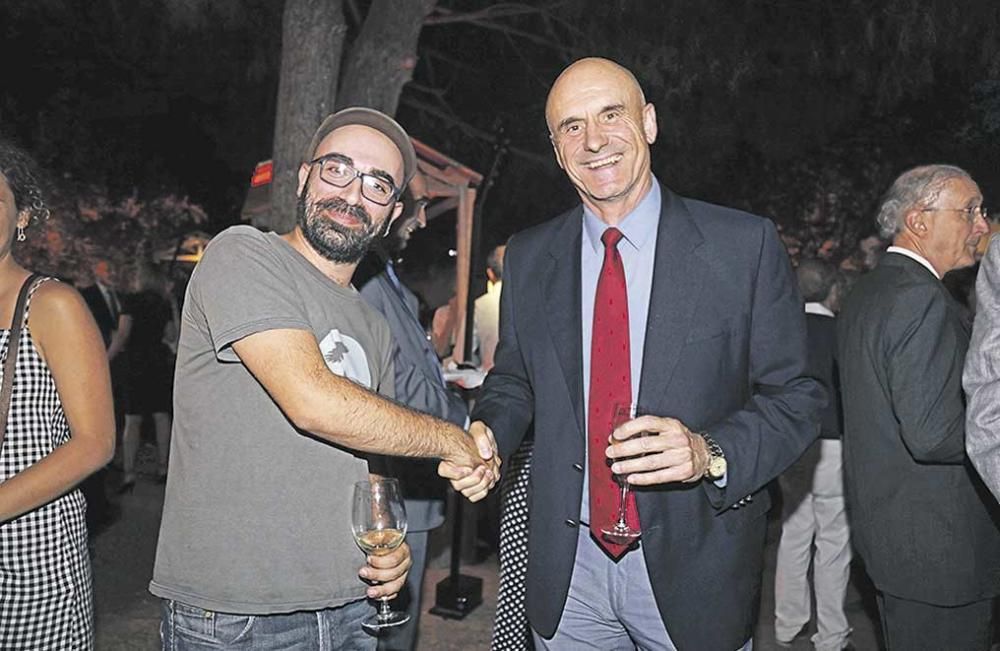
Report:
296,193,379,264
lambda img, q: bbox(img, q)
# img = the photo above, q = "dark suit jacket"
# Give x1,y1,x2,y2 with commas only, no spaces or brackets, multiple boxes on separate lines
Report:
805,311,842,438
838,252,1000,605
359,268,468,532
472,185,824,650
79,283,118,348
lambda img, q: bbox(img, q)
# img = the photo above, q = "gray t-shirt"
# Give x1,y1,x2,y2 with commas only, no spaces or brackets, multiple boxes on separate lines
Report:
150,225,395,614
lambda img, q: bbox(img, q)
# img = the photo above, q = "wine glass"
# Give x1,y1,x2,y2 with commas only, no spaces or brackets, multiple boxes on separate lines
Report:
351,478,409,632
601,403,648,544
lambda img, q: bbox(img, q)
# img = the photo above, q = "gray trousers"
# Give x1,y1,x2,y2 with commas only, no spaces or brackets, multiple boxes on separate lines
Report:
531,527,755,651
376,529,428,651
774,439,852,650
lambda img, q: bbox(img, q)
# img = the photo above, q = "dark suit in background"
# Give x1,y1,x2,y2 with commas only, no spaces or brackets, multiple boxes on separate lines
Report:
839,252,1000,649
359,260,467,650
80,283,119,348
78,282,123,533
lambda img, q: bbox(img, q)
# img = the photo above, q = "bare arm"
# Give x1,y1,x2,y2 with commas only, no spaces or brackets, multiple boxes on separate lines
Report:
106,312,132,360
231,327,495,473
0,282,115,522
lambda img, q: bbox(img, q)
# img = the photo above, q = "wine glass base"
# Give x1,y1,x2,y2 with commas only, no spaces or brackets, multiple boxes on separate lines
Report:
362,611,410,633
600,526,641,546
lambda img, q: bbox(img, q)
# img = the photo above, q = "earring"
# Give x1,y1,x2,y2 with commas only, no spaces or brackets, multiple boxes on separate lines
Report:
16,226,25,242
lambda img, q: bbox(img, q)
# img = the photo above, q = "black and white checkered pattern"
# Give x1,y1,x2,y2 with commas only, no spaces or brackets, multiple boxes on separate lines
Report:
492,437,534,650
0,277,94,650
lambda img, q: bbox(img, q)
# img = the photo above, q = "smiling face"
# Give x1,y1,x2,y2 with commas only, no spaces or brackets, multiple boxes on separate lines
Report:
295,124,404,264
545,58,657,223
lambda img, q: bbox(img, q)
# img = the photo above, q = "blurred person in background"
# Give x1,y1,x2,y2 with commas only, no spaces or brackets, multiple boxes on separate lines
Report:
473,244,505,371
774,259,852,651
965,233,1000,500
118,258,176,492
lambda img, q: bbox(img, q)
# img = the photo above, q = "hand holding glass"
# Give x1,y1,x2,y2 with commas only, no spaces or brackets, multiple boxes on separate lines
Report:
601,403,650,544
351,478,409,632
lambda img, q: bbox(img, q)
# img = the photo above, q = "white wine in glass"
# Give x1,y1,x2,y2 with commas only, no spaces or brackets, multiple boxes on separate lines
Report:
351,478,409,632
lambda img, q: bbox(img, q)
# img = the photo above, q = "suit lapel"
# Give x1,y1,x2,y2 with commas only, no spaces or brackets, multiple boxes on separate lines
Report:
637,188,706,405
543,208,586,438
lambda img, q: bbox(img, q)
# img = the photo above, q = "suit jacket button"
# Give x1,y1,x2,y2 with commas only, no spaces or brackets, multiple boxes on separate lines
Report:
572,463,584,472
564,519,578,527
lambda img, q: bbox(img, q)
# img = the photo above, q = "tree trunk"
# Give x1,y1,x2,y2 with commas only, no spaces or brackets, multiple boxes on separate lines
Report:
336,0,437,115
261,0,346,233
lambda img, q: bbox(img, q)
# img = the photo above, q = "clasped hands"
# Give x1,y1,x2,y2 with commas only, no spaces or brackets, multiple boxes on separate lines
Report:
606,414,711,485
437,420,501,502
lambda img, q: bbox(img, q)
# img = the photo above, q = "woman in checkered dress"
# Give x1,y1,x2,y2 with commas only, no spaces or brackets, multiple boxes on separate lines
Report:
0,141,116,649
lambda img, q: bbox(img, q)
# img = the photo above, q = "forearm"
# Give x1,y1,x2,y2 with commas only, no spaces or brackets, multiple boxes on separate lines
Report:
106,315,131,360
298,370,472,463
0,436,113,522
233,329,481,467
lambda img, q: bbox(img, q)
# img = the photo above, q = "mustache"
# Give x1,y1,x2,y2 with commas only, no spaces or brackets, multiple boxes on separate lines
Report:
313,197,371,227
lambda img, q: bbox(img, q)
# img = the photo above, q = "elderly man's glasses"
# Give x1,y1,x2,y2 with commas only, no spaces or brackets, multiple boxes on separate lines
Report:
310,154,400,206
920,205,989,223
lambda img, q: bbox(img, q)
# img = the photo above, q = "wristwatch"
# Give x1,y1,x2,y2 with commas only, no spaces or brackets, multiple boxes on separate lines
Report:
701,434,727,480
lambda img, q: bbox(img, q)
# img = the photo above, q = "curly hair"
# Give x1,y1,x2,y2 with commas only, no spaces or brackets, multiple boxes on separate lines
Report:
0,137,49,223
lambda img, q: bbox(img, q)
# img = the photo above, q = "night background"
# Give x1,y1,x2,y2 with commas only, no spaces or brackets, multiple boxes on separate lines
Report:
3,0,1000,296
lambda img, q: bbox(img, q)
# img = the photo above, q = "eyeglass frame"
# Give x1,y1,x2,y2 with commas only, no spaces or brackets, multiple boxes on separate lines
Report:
919,205,990,223
308,153,402,206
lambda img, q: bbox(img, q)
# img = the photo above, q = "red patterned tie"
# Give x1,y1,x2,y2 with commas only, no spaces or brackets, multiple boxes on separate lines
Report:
588,227,637,558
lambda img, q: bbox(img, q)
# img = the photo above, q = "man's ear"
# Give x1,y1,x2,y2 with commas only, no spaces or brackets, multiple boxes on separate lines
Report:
903,209,928,237
549,134,566,171
642,103,658,145
296,163,311,197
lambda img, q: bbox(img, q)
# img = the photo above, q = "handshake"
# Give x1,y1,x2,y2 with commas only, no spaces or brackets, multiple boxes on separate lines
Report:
437,421,501,502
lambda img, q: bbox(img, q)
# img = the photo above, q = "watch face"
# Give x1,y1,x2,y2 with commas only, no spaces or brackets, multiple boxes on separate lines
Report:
709,457,727,478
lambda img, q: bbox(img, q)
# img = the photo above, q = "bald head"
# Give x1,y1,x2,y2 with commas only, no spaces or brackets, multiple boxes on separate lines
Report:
545,58,646,134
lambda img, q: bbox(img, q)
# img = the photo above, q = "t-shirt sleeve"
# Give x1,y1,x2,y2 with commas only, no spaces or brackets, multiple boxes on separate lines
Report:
190,229,311,362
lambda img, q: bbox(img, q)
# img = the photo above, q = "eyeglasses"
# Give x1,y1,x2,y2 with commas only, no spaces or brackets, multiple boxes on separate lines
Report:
920,205,989,223
309,154,400,206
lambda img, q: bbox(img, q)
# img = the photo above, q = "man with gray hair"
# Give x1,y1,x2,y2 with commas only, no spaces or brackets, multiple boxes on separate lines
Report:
838,165,1000,650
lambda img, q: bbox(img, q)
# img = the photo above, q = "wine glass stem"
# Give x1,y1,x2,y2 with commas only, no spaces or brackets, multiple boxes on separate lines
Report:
616,480,630,526
378,597,392,619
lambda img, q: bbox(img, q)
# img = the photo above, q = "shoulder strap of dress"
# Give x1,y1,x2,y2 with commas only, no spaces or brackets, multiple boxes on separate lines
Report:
20,275,54,329
0,273,42,454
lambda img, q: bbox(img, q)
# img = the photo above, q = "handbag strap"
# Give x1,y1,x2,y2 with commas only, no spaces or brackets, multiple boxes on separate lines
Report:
0,273,41,453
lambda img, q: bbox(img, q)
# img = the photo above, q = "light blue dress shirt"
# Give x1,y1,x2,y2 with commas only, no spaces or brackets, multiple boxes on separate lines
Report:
579,180,661,520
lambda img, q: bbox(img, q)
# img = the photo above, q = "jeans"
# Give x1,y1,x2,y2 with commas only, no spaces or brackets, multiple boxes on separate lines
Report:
160,598,377,650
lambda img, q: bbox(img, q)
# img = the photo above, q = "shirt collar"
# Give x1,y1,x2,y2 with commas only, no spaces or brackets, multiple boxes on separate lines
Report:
886,245,940,279
805,302,834,317
582,176,661,255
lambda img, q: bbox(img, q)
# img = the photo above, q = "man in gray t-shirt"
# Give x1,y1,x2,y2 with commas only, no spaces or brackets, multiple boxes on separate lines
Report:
151,108,499,650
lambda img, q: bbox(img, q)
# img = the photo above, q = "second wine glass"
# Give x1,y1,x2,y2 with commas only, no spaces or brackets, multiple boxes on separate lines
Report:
351,478,409,632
